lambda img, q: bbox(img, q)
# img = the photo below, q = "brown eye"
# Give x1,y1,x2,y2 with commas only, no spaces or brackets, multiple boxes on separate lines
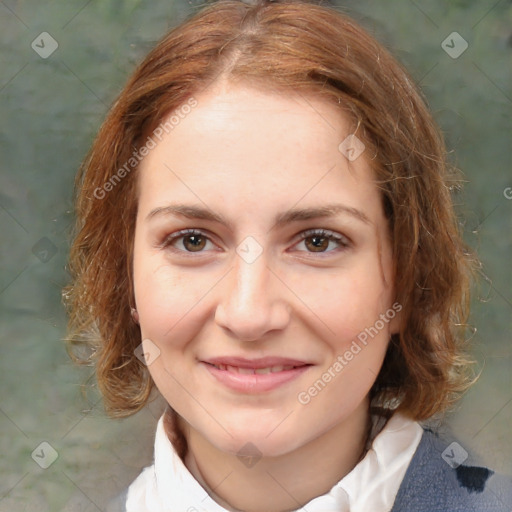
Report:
304,235,330,252
296,229,350,254
181,233,207,252
162,229,213,253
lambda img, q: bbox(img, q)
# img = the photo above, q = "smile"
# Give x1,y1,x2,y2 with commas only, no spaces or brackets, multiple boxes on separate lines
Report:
209,363,301,374
201,359,312,393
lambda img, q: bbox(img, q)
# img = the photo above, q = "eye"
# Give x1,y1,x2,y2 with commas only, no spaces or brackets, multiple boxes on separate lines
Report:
160,228,351,256
293,229,350,254
161,229,215,253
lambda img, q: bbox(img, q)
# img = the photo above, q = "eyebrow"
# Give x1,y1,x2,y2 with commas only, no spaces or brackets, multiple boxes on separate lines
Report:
146,203,371,230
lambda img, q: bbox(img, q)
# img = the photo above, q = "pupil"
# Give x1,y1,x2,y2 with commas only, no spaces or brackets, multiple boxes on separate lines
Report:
307,236,327,252
185,235,205,251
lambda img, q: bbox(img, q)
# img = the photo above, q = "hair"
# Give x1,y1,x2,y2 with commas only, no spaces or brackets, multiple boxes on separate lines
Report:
64,0,478,424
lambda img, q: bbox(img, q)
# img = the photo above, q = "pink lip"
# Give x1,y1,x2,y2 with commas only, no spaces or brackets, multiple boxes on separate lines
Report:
201,357,313,393
203,356,311,368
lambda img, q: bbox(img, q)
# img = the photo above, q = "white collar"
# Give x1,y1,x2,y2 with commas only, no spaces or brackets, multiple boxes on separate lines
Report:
126,411,423,512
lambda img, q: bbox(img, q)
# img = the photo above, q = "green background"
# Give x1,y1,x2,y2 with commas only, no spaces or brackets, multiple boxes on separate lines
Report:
1,0,511,509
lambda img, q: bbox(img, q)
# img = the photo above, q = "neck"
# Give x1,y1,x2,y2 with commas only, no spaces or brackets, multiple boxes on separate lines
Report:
172,399,371,512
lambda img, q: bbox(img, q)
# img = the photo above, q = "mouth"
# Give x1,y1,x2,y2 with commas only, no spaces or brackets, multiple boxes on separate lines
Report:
206,363,305,374
200,357,313,393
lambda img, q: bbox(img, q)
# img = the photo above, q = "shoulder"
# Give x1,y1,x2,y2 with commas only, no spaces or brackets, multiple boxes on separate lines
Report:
391,426,512,512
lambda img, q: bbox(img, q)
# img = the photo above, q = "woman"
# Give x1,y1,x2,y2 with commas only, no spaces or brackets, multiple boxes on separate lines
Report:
65,0,512,510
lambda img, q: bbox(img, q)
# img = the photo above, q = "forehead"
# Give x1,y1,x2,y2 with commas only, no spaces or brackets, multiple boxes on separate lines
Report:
136,83,384,228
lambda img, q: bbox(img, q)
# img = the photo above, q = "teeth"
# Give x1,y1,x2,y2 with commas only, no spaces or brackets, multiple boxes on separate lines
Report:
237,367,255,374
212,364,300,373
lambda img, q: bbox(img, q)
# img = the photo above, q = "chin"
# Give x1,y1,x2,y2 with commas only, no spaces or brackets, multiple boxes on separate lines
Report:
208,423,306,459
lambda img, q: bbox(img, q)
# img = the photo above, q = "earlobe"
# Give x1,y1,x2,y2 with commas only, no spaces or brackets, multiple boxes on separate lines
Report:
131,307,140,324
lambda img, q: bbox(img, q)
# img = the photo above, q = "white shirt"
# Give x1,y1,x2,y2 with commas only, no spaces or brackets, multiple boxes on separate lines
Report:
126,412,423,512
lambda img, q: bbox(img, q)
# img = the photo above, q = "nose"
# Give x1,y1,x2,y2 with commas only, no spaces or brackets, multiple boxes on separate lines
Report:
214,251,291,342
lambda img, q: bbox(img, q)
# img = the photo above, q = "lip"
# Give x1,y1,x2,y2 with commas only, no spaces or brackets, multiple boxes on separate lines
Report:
203,356,311,369
200,356,313,393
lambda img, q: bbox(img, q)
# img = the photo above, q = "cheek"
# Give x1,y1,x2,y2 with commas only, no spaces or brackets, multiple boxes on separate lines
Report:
136,269,198,337
132,260,206,399
290,258,394,344
133,249,222,356
133,242,181,334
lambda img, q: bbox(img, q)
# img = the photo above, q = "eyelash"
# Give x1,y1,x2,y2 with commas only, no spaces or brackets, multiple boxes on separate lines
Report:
160,228,350,256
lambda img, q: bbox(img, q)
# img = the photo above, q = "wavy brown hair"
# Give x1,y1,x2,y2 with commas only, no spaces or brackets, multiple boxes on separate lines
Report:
64,0,477,422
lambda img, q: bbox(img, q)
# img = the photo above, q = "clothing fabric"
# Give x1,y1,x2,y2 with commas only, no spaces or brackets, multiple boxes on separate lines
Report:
117,412,422,511
390,425,512,512
107,412,512,512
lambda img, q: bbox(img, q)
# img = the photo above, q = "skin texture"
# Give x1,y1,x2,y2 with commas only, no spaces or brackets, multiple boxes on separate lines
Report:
132,80,400,512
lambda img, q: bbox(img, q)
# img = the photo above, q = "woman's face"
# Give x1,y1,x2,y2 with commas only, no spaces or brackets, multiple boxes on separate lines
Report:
133,81,399,457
